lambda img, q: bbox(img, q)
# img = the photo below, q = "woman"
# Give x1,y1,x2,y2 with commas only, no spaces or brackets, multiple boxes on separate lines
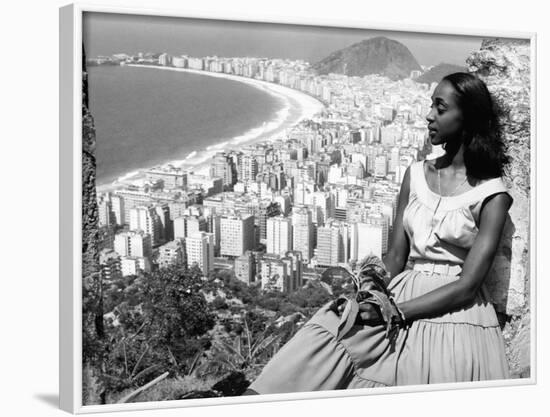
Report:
244,72,512,394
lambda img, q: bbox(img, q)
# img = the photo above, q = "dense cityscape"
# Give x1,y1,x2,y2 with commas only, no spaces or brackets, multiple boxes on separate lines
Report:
92,51,436,295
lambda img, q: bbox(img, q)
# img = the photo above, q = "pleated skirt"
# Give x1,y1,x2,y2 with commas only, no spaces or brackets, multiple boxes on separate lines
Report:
248,268,510,394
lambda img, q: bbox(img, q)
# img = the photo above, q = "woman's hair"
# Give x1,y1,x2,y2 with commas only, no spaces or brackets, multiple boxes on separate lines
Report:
441,72,509,179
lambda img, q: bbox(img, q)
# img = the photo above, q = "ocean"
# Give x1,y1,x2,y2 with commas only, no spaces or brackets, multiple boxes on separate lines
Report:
88,65,288,186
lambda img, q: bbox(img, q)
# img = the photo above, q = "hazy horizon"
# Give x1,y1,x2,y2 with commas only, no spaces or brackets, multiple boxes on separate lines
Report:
84,12,493,67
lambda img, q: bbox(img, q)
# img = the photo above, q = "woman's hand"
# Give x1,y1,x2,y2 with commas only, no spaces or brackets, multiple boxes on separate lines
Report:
357,303,384,326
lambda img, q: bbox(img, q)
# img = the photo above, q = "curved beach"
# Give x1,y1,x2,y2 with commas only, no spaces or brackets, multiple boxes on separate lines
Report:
97,64,325,193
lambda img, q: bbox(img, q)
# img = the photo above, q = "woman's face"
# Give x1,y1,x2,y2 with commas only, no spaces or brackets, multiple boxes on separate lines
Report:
426,80,465,147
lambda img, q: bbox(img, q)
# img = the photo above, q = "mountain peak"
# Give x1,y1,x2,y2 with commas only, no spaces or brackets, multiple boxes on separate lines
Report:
312,36,421,80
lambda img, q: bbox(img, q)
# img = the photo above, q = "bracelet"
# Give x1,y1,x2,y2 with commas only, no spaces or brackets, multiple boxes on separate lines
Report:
394,304,407,327
388,297,407,328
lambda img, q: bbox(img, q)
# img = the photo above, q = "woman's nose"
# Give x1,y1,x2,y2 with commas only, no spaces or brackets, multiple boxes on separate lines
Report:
426,108,435,122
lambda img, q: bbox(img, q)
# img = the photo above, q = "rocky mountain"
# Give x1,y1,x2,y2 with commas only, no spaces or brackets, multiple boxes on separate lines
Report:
312,36,422,80
414,62,467,84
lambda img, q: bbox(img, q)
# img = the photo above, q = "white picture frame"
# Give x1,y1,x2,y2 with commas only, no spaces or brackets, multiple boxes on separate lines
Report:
59,2,537,414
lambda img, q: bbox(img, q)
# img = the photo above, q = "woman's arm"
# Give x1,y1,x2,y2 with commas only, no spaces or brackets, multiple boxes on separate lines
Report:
397,192,513,322
382,166,411,284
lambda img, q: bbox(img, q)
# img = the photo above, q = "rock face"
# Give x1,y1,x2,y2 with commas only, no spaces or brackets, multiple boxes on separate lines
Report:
467,38,531,377
313,36,422,80
415,63,467,85
81,47,105,404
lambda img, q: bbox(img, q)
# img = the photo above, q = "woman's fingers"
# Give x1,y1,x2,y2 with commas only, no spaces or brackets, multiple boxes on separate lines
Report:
357,303,383,325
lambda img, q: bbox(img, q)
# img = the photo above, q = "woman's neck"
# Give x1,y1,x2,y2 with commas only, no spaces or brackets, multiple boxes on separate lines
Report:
439,140,466,173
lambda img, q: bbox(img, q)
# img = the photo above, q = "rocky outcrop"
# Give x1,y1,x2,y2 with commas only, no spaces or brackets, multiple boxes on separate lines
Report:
313,36,422,80
467,38,531,378
81,47,106,404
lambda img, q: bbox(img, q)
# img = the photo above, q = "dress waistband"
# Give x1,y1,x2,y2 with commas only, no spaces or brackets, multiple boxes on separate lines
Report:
412,259,462,276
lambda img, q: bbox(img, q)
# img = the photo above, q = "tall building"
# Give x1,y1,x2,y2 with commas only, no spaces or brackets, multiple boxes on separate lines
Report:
351,153,367,172
258,202,281,243
350,215,389,260
173,215,207,240
158,53,171,66
315,221,349,267
260,256,289,292
234,251,256,285
98,198,114,227
188,57,204,70
186,215,207,237
292,206,314,262
220,214,255,257
120,257,151,277
173,216,186,240
374,155,388,178
283,250,303,292
389,147,401,174
211,152,236,188
99,248,121,281
154,203,172,243
114,230,152,260
185,232,214,274
172,55,187,68
328,165,343,184
293,180,314,206
240,153,258,182
274,194,291,216
266,215,292,255
205,213,221,256
129,206,161,246
310,191,333,225
110,195,125,226
158,239,184,269
168,201,189,221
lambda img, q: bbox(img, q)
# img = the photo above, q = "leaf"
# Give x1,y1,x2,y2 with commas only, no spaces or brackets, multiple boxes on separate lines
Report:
186,349,203,377
216,339,246,363
132,364,163,382
130,344,150,379
243,318,252,357
250,333,281,359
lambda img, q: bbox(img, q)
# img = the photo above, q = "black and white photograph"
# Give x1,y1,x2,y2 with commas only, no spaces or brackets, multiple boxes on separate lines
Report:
74,8,534,407
53,1,540,415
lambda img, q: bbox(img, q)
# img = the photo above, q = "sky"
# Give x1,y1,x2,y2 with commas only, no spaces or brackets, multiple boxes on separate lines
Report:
83,12,496,67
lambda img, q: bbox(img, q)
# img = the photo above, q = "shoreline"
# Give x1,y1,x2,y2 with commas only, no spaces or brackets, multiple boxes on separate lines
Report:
96,64,326,194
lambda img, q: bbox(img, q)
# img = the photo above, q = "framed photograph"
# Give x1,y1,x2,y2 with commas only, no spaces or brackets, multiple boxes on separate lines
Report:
59,2,537,413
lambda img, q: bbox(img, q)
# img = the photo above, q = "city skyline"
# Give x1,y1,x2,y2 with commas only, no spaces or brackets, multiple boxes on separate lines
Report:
93,49,430,284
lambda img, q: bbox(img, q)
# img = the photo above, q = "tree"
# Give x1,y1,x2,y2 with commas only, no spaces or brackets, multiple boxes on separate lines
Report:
100,265,216,395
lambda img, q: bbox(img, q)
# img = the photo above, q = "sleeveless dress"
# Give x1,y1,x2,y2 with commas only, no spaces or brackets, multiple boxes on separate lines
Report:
248,160,511,393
